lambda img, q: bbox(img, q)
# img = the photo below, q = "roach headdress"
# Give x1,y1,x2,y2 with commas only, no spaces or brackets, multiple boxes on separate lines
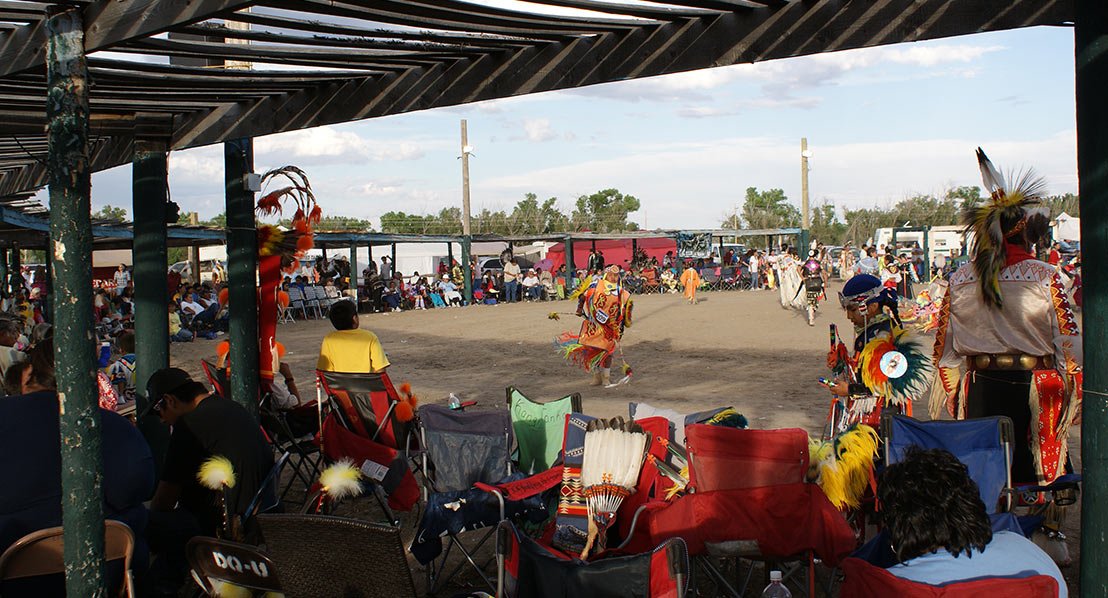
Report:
963,148,1047,309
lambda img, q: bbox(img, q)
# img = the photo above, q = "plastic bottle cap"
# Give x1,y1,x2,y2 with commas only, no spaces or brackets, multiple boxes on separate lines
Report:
769,571,782,581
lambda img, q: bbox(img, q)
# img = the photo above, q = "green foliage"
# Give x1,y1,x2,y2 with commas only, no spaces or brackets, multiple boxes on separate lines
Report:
1042,193,1079,218
738,187,801,230
279,215,375,232
380,190,639,235
92,204,128,222
572,188,640,233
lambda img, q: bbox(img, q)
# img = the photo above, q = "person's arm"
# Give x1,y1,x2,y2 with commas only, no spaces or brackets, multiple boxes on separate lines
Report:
150,481,181,511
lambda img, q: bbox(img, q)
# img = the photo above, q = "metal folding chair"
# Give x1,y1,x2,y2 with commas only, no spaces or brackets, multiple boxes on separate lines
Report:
0,521,136,598
286,286,309,319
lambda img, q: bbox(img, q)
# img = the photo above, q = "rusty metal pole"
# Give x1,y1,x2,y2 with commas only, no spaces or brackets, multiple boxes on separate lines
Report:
46,6,105,595
1077,0,1108,593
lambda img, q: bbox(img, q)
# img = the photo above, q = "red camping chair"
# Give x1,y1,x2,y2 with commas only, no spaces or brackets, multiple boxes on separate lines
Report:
315,370,410,449
622,425,855,598
840,557,1060,598
497,520,689,598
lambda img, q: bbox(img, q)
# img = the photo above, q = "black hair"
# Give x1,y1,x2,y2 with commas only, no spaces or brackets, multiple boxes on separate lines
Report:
116,331,135,354
23,338,55,391
328,299,358,330
878,448,992,563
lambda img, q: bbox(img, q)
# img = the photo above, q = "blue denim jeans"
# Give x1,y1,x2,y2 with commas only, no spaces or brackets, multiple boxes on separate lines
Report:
504,280,519,302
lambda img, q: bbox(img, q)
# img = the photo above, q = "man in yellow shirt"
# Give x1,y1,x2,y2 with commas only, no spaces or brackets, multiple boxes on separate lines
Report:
317,300,390,373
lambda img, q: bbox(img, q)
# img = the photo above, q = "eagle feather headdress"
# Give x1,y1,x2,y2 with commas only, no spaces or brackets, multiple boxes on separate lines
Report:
963,148,1048,309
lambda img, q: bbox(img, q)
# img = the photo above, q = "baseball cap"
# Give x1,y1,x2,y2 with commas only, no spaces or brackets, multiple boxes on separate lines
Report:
143,367,197,414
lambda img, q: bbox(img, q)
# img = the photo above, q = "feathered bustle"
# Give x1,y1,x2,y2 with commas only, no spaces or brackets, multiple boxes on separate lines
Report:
808,424,879,509
579,417,649,558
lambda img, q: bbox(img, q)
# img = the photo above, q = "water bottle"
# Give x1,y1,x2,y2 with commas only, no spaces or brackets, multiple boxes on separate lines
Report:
761,571,791,598
448,393,462,410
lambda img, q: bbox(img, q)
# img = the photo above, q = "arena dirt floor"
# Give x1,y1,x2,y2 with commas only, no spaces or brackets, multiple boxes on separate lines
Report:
170,281,1082,596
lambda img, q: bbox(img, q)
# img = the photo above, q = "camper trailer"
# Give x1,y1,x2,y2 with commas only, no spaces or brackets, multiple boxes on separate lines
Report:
872,225,969,266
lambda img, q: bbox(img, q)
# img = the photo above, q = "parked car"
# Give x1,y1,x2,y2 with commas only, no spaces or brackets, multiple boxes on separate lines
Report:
478,256,534,274
169,259,226,283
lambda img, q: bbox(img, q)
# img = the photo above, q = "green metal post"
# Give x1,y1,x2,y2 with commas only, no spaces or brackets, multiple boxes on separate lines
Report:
132,137,171,472
565,236,576,290
1077,1,1108,593
799,230,810,255
9,242,20,295
391,243,397,275
225,139,259,418
447,241,454,267
46,7,104,595
462,236,472,304
0,248,7,296
349,242,357,299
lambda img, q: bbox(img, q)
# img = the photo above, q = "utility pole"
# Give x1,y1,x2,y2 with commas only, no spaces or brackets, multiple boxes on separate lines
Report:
188,212,201,283
460,120,474,304
800,137,812,251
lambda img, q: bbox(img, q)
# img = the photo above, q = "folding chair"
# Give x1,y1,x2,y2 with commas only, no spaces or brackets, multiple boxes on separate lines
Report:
186,536,283,597
719,266,739,291
840,556,1059,598
0,520,136,598
315,370,421,520
302,286,324,319
312,285,333,316
286,286,309,320
277,294,294,324
881,414,1015,515
413,404,547,595
497,520,689,598
506,386,581,475
257,513,418,598
700,268,720,291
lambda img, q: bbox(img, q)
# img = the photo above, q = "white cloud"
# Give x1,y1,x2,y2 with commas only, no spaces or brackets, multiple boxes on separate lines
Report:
518,118,559,142
254,127,427,164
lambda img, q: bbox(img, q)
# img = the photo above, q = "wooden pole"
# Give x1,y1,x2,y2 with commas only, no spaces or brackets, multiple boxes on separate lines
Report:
46,7,105,594
188,212,201,283
460,121,473,303
224,138,259,418
800,138,811,252
1077,0,1108,592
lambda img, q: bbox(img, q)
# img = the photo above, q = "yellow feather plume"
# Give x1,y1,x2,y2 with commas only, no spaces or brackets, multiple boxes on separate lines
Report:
808,425,879,509
567,276,592,300
663,465,690,501
319,459,364,501
198,456,236,491
210,580,254,598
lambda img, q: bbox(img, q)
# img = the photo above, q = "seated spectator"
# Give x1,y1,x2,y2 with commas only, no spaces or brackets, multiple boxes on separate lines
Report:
381,281,401,312
146,368,274,584
0,341,154,594
439,275,462,306
0,317,25,384
880,448,1066,594
522,269,542,301
168,302,193,342
108,331,137,401
482,272,500,305
317,300,390,374
538,267,554,298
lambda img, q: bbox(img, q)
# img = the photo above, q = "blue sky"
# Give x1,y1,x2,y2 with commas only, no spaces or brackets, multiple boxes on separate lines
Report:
78,24,1078,230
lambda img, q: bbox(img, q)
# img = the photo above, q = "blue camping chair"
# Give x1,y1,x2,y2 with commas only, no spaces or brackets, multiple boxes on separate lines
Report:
881,414,1014,515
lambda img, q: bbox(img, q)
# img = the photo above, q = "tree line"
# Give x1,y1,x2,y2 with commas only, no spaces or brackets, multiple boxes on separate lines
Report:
722,186,1080,247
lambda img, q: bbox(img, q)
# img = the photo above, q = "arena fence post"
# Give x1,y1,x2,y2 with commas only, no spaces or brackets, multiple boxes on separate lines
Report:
133,131,172,472
225,138,259,419
462,235,473,304
349,242,358,302
1076,0,1108,592
565,236,575,291
46,6,106,594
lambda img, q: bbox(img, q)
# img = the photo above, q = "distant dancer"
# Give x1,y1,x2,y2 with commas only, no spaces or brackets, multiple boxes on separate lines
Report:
680,261,701,304
555,265,633,387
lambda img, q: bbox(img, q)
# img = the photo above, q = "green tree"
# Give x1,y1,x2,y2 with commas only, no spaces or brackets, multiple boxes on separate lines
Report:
92,204,128,222
741,187,801,230
572,188,640,233
1043,193,1079,218
810,202,847,246
280,215,374,232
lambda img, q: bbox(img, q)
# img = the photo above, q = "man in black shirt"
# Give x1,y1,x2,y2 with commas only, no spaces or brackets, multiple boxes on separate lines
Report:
148,367,274,533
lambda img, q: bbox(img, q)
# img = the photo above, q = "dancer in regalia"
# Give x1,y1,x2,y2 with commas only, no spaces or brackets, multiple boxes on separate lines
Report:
555,265,634,387
930,148,1081,486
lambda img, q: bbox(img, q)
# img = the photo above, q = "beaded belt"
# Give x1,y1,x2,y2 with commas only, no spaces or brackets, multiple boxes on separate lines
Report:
967,353,1054,371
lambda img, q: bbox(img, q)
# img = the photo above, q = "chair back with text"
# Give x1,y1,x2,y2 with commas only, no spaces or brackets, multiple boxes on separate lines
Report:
317,369,408,449
506,387,581,474
882,415,1013,514
186,536,282,597
686,425,809,492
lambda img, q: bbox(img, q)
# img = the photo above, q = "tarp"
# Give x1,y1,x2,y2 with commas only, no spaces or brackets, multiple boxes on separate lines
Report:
546,238,677,273
1052,212,1080,242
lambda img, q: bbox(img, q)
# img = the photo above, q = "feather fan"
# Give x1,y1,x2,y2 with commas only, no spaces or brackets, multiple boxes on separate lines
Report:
857,328,932,408
579,417,649,558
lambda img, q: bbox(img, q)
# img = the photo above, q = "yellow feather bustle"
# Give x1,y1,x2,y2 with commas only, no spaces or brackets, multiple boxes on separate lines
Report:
567,276,592,301
319,459,364,501
807,425,879,510
198,456,236,491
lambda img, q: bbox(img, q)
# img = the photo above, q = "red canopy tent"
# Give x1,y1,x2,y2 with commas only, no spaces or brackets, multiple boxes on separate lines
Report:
545,237,676,272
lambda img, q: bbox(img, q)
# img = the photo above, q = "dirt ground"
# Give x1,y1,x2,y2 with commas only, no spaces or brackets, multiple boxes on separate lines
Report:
170,281,1082,596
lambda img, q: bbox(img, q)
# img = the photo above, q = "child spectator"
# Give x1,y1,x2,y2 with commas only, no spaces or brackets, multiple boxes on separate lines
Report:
108,332,137,401
168,302,193,342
